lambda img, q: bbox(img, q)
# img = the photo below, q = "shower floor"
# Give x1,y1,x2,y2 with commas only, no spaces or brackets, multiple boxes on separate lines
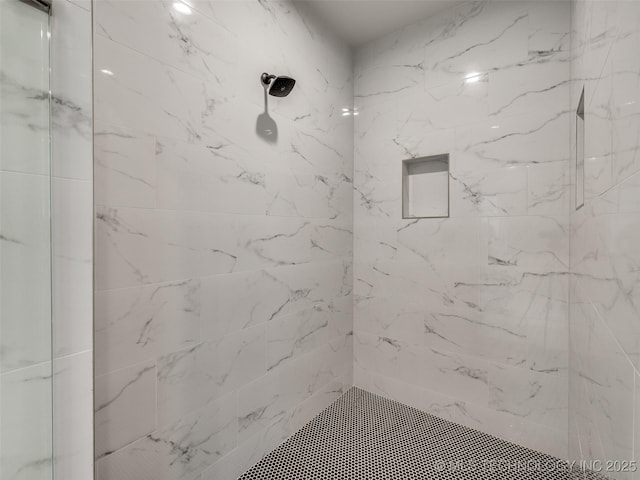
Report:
239,387,577,480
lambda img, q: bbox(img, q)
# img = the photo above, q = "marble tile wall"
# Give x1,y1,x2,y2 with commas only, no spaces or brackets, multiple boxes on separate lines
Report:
92,1,353,479
569,1,640,479
0,0,57,474
0,0,93,478
51,0,94,478
352,0,571,458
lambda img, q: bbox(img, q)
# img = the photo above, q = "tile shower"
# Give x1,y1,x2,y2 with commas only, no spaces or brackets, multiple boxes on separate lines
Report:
91,0,640,478
2,0,640,479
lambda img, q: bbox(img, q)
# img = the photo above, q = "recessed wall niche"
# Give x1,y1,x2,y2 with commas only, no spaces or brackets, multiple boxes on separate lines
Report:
576,87,585,210
402,154,450,218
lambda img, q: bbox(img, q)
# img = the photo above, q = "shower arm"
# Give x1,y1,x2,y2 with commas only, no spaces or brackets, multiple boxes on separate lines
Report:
261,73,277,86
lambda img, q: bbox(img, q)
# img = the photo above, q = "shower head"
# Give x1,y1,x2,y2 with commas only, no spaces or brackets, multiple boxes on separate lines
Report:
261,72,296,97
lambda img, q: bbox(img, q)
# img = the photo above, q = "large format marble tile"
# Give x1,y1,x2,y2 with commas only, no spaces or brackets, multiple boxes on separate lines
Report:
205,260,349,340
419,346,567,429
155,136,271,216
358,373,567,459
353,331,423,387
52,177,93,358
156,324,266,427
236,364,302,445
94,0,237,85
454,110,570,171
0,0,50,175
235,216,352,271
200,269,290,338
267,305,334,371
572,295,635,478
488,215,569,272
487,62,570,120
95,279,201,376
93,34,216,143
527,162,570,215
572,211,640,372
0,171,52,373
95,360,157,458
0,362,53,480
611,12,640,185
54,352,94,480
51,0,92,181
95,207,238,290
94,125,156,209
450,166,528,217
421,2,530,89
97,393,236,480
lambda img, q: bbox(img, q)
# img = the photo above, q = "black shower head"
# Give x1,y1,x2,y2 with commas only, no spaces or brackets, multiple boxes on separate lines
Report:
261,72,296,97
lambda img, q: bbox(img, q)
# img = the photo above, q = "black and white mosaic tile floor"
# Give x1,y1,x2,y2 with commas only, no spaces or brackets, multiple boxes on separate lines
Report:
239,387,581,480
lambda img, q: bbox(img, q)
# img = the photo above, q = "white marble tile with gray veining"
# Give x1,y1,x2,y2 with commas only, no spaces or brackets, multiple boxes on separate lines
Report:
0,362,53,480
267,305,333,371
452,265,568,325
94,126,157,209
200,260,350,340
266,169,353,221
52,177,93,358
94,34,217,144
283,125,353,178
487,61,570,120
236,364,301,444
155,135,271,216
51,0,92,181
95,206,238,290
97,393,236,480
200,432,267,480
419,383,567,459
157,324,266,427
527,162,570,215
53,352,94,480
454,111,570,171
94,0,238,85
95,279,201,376
353,331,422,387
488,215,569,273
450,167,528,217
0,0,50,176
420,2,529,90
95,360,157,459
1,171,52,373
236,216,352,271
571,295,635,471
420,346,567,429
610,16,640,185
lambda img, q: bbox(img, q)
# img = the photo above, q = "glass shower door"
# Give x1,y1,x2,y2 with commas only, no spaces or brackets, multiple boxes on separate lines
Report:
0,0,53,479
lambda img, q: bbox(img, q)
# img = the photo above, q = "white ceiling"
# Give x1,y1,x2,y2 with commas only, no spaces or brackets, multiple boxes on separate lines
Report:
298,0,461,47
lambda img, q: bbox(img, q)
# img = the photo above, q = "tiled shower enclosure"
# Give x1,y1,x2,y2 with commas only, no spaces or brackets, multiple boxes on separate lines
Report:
92,0,640,478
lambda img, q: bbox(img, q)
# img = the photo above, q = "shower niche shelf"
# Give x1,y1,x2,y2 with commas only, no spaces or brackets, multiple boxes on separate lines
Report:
576,87,585,210
402,153,450,218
